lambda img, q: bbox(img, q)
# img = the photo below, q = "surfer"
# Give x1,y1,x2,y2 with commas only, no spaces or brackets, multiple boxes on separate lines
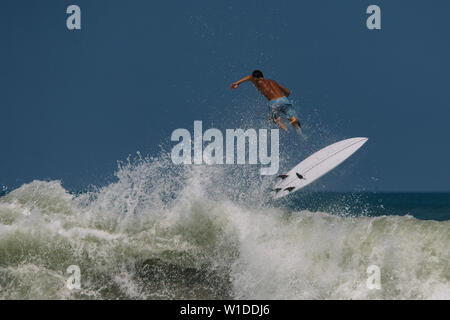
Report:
231,70,301,131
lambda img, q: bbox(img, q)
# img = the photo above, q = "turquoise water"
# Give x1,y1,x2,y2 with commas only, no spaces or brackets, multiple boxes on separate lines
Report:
0,156,448,299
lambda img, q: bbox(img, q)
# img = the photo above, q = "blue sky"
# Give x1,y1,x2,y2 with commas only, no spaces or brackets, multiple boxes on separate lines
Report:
1,0,449,191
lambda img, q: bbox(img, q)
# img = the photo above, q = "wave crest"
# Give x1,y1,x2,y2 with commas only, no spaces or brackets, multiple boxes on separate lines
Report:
0,155,448,299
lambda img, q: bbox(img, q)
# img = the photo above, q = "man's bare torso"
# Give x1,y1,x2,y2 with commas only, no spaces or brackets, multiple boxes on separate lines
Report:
251,78,286,101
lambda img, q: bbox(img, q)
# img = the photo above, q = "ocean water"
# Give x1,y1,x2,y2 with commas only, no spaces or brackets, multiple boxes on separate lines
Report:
0,155,448,300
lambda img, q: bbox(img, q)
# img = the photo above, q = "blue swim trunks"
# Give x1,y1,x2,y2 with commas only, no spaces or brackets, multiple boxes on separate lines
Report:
268,96,297,122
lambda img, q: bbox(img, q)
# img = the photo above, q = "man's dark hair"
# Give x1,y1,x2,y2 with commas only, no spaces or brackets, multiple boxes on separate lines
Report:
252,70,264,78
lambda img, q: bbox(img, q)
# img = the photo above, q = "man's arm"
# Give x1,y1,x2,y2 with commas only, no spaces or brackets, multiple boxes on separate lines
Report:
231,75,252,89
277,82,291,97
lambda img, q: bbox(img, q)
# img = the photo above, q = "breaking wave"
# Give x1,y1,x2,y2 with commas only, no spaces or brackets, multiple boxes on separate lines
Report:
0,154,448,299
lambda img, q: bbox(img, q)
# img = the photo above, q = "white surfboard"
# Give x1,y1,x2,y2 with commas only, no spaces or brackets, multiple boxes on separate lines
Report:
272,137,368,199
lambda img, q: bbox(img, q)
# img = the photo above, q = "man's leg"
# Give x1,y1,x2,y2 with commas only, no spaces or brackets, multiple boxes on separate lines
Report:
289,116,301,128
276,117,287,131
285,105,300,128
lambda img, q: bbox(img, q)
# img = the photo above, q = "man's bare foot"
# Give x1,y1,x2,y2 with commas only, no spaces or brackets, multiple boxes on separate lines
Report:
289,117,301,128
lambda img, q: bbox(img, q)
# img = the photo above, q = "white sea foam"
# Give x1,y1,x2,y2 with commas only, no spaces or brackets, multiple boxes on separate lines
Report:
0,155,448,299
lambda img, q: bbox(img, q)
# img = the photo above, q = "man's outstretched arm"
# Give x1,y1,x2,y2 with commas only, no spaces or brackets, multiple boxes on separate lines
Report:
231,75,252,89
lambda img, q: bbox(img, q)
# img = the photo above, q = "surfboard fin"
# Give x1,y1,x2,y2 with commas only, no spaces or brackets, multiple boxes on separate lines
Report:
284,186,295,192
296,173,305,180
273,188,282,193
278,174,288,179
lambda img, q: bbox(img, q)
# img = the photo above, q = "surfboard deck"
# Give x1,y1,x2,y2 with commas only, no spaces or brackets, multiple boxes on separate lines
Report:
272,137,368,199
